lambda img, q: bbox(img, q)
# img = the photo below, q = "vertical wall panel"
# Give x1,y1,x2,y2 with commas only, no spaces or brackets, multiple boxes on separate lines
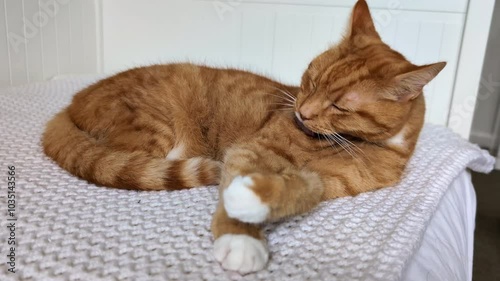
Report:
56,0,71,75
82,0,98,73
309,14,338,54
377,19,398,47
40,0,59,80
188,8,241,66
416,22,445,123
0,0,11,86
69,0,83,76
393,20,420,61
429,21,464,125
330,11,349,43
5,0,28,85
24,0,44,83
239,10,275,74
272,13,315,82
0,0,99,88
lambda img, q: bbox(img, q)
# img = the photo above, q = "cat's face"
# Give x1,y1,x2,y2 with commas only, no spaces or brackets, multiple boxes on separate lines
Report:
295,0,445,142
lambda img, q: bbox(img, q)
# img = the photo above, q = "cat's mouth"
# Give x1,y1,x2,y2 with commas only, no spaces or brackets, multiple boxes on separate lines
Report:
294,112,319,138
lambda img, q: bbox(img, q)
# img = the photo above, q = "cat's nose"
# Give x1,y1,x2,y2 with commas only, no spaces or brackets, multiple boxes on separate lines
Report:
299,105,317,120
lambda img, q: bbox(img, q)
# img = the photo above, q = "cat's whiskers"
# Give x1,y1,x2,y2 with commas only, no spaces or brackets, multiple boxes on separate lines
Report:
270,102,295,107
273,86,296,100
267,93,295,104
267,94,296,108
270,86,297,103
268,101,295,113
325,126,365,164
269,108,294,112
267,89,296,113
280,90,296,103
332,134,369,166
321,134,345,160
329,134,357,159
334,133,365,156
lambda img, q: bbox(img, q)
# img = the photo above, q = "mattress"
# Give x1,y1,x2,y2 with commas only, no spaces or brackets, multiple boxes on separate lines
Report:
402,171,476,281
0,78,495,281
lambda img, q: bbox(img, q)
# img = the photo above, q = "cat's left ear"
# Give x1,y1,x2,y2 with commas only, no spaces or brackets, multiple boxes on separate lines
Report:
389,62,447,102
350,0,380,39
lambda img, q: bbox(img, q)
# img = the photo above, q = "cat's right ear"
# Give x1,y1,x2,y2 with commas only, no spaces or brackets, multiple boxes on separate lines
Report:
388,62,447,102
349,0,381,39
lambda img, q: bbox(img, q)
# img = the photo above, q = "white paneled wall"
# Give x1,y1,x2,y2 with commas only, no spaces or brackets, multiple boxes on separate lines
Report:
0,0,99,88
102,0,465,126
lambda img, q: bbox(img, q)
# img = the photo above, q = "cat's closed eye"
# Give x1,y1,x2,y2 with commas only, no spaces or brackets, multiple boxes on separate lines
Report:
331,103,348,112
309,79,317,92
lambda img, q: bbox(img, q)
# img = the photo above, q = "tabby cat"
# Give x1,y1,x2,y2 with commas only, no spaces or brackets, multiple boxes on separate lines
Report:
43,0,445,274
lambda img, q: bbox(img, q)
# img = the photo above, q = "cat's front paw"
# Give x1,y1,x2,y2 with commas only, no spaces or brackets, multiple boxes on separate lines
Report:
223,175,270,223
213,234,269,274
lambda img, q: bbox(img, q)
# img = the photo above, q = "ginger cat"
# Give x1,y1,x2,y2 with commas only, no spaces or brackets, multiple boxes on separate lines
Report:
43,0,445,274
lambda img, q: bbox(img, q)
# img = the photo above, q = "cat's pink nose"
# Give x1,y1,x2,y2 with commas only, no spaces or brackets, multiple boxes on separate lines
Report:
299,104,318,120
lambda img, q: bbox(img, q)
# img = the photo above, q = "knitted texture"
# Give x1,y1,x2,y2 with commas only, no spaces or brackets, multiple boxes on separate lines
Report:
0,79,495,281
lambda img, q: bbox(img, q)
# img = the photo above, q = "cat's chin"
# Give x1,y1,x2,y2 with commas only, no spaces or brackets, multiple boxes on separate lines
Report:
293,115,318,138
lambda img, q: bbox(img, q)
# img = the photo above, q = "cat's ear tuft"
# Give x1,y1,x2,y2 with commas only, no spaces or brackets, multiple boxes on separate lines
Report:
349,0,380,39
389,62,447,102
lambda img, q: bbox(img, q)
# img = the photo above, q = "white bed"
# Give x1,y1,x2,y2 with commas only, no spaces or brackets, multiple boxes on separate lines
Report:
403,171,476,281
0,78,494,281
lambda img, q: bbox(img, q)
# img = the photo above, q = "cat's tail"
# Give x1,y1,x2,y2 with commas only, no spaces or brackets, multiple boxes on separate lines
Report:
42,110,221,190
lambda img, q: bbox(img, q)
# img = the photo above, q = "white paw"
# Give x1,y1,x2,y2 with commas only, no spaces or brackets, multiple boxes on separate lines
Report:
223,176,270,223
213,234,269,274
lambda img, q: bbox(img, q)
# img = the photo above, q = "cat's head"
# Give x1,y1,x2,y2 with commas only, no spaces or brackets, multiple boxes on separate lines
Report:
295,0,446,142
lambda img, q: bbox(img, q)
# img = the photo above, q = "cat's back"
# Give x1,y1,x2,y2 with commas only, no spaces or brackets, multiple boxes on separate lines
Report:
66,63,205,134
66,63,292,147
70,63,279,109
43,61,301,191
71,63,212,104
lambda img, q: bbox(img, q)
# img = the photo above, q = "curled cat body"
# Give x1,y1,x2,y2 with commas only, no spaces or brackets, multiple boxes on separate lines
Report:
43,0,446,274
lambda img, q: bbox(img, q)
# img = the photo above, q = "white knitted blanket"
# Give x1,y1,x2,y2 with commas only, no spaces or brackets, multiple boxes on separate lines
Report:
0,79,495,281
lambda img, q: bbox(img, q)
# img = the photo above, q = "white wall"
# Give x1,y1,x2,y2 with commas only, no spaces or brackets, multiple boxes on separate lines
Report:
470,0,500,150
0,0,100,88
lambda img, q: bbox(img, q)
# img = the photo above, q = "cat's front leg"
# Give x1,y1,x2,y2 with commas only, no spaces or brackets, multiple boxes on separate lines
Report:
222,171,323,223
211,201,268,274
211,151,270,274
211,146,324,274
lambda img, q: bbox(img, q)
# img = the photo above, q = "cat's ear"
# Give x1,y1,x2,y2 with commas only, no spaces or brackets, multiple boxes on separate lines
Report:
389,62,447,102
349,0,380,39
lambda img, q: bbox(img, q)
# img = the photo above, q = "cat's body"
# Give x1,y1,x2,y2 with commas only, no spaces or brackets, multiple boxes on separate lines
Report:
43,0,445,274
44,62,415,201
44,64,296,190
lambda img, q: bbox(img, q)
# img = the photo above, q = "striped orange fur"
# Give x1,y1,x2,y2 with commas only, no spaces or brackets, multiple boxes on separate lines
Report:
42,65,293,190
42,0,446,274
